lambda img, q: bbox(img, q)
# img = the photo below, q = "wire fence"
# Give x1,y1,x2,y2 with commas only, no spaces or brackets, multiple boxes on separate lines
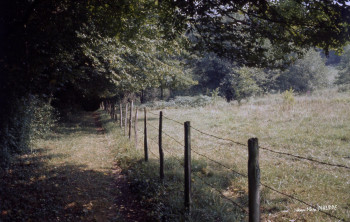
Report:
149,110,350,170
103,104,348,221
148,110,348,221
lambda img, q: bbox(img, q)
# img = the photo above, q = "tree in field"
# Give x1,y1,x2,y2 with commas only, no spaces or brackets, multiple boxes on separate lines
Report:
277,49,328,92
335,45,350,88
191,54,234,93
220,66,262,102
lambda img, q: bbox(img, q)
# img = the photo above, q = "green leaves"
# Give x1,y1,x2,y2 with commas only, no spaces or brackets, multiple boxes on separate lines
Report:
175,0,350,66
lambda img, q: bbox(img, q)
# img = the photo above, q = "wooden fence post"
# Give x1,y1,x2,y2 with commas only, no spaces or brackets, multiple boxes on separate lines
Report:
129,100,133,139
120,103,123,128
144,108,148,162
134,108,138,149
184,121,191,213
248,138,260,222
124,103,128,136
159,111,164,180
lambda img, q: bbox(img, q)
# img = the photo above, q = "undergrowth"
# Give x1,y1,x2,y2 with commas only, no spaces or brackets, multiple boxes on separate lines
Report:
0,95,57,169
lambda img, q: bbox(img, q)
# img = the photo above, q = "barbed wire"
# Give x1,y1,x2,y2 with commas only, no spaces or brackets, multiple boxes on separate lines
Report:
192,173,248,214
148,123,185,147
147,122,159,131
190,126,247,147
191,148,247,178
191,147,346,221
142,109,348,220
151,111,350,170
149,136,176,157
259,182,346,221
148,110,184,126
259,145,350,170
163,115,184,126
148,148,159,159
147,110,160,117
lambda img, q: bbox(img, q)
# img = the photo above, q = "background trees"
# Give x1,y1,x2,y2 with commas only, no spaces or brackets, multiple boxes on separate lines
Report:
335,45,350,89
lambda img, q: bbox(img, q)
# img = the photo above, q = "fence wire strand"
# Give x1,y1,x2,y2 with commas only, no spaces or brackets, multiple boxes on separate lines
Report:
149,111,349,170
148,123,185,147
191,148,247,178
139,109,348,221
259,182,346,221
259,145,350,170
149,110,183,125
148,148,159,159
192,173,248,214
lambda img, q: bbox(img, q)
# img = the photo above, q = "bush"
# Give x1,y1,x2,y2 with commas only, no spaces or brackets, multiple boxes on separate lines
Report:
277,49,328,92
140,95,220,109
337,84,350,92
220,66,262,103
0,95,58,168
335,45,350,88
282,88,295,106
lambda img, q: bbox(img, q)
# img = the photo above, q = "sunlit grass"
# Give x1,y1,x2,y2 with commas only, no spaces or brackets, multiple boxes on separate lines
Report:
121,89,350,221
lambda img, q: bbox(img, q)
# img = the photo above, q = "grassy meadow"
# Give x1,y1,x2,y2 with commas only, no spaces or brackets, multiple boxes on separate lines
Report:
108,89,350,221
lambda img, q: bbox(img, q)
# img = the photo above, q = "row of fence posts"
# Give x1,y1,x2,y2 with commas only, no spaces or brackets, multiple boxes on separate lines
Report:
103,102,261,221
102,100,140,149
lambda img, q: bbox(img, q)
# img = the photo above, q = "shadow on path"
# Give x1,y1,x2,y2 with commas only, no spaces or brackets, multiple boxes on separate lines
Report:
0,149,119,221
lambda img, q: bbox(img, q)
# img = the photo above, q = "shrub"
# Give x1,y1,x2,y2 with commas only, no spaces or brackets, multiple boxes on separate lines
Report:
220,66,262,103
282,88,295,106
140,95,220,109
335,45,350,89
0,95,58,168
277,49,328,92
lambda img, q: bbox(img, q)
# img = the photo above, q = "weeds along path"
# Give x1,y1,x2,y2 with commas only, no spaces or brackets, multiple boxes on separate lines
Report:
1,111,150,222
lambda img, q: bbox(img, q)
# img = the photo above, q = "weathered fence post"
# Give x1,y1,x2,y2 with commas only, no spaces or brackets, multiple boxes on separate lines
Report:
134,108,138,149
184,121,191,213
129,100,133,139
159,111,164,180
124,103,128,136
248,138,260,222
144,108,148,162
120,103,123,128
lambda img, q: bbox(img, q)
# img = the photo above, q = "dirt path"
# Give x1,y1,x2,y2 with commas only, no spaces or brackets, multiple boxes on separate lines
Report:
1,112,151,222
93,112,153,222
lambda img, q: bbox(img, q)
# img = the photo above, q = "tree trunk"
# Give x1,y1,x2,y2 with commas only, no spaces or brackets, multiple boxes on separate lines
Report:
160,86,164,100
140,89,145,104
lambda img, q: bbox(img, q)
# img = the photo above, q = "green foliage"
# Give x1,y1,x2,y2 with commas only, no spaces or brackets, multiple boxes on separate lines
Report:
141,95,219,109
220,67,262,103
277,49,328,92
176,0,350,66
210,88,220,104
191,54,234,92
335,45,350,90
1,95,57,167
